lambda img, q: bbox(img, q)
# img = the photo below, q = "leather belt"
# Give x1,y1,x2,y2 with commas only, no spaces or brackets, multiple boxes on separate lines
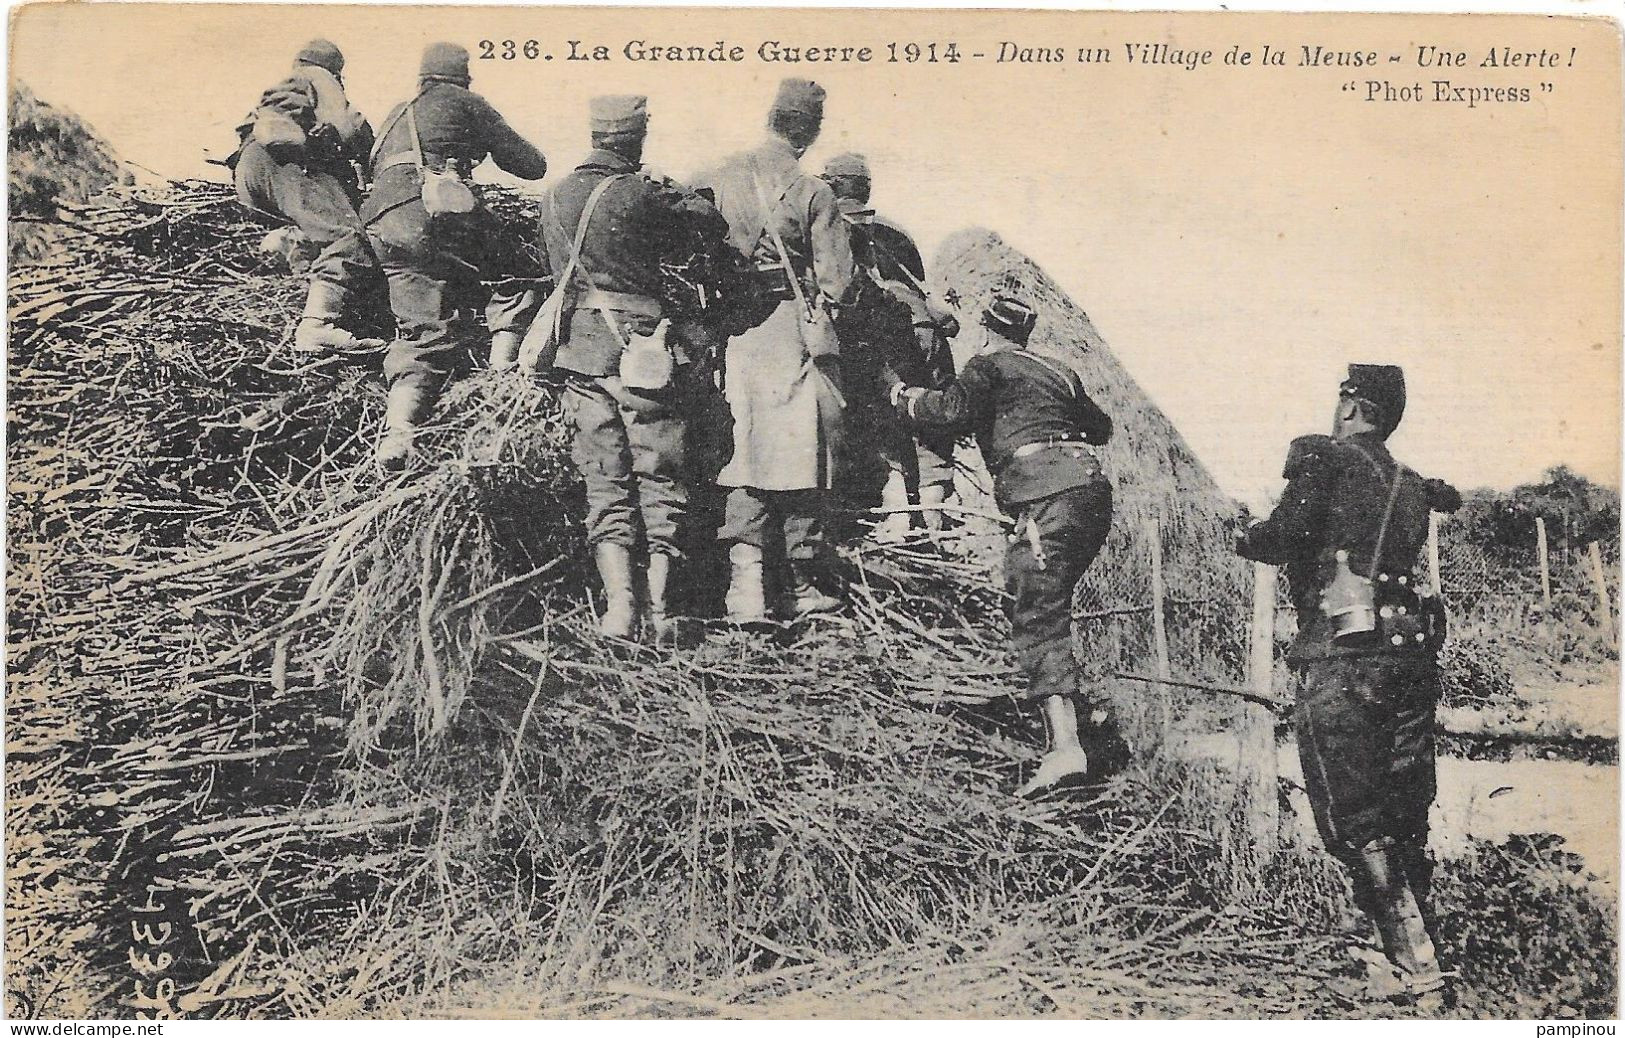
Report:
374,152,467,175
1012,439,1091,460
574,288,663,318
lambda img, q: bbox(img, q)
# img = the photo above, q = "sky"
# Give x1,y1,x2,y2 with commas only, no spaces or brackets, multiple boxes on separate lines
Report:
10,5,1621,505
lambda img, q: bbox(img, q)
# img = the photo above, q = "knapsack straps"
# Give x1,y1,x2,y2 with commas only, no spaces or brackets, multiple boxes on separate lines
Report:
550,172,628,292
751,167,816,318
1345,440,1410,581
368,87,430,168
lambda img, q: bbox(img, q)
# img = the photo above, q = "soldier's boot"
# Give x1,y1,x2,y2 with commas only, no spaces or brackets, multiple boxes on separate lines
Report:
645,553,698,647
919,481,951,533
782,559,843,620
488,330,521,371
1018,696,1129,798
1017,695,1090,797
873,470,913,543
1353,840,1447,1005
723,543,768,625
594,543,638,640
376,379,425,473
294,279,384,354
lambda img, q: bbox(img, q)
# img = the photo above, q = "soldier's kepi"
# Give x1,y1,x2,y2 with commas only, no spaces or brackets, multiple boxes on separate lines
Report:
889,295,1130,796
536,94,729,644
1237,363,1462,1007
229,39,382,354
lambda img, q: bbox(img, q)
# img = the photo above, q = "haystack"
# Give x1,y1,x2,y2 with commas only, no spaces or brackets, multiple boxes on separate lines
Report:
7,101,1612,1017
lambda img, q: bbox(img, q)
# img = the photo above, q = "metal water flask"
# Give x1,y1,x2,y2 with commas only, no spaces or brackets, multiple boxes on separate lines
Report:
1322,549,1377,644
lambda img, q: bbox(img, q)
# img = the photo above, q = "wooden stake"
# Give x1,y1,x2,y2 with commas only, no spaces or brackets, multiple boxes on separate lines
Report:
1535,517,1553,609
1587,541,1614,640
1243,562,1281,866
1149,519,1170,680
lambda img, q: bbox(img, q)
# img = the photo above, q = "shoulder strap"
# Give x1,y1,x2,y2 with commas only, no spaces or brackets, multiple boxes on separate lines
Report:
551,172,629,294
1344,439,1412,580
752,168,815,316
405,102,425,171
369,86,430,167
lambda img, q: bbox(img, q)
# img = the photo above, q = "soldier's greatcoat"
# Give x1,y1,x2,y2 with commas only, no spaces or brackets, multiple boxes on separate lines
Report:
231,61,375,286
897,343,1114,700
693,137,855,492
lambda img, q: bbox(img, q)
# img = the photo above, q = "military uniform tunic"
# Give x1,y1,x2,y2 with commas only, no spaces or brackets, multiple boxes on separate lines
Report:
231,62,376,289
361,80,546,410
897,346,1114,700
1237,431,1461,859
540,149,728,559
868,217,958,492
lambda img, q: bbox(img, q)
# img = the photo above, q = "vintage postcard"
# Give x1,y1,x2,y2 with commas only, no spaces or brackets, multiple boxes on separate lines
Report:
6,3,1621,1023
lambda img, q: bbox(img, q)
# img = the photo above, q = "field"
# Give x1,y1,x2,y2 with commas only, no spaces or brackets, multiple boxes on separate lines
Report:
4,175,1618,1020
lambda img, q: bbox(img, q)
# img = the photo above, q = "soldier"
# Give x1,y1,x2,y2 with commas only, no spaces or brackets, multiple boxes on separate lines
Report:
539,95,729,643
888,295,1128,796
691,79,856,623
361,42,547,470
822,153,960,538
1236,364,1462,1006
230,39,380,353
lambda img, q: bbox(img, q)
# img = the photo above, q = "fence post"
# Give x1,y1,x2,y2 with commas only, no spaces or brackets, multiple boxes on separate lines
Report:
1536,517,1553,609
1426,512,1443,596
1147,519,1172,736
1149,518,1171,681
1587,541,1614,640
1242,562,1280,868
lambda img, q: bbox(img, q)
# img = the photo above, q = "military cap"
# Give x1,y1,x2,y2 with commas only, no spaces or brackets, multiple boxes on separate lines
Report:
295,39,345,75
1340,363,1406,437
420,42,471,82
771,78,826,120
589,95,649,134
823,153,870,180
983,294,1037,345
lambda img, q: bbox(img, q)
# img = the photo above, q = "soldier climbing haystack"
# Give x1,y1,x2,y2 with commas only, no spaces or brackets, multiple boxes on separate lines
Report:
229,39,381,354
361,42,548,470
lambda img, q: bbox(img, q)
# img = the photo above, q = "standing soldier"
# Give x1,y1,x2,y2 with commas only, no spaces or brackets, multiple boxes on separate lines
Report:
888,295,1128,796
1236,364,1461,1006
230,39,380,353
692,79,856,623
538,95,728,643
361,42,547,470
822,153,960,538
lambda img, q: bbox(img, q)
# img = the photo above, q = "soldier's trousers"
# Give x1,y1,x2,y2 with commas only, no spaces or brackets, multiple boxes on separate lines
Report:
720,488,828,563
1293,654,1439,860
370,233,539,419
1006,479,1113,701
562,374,689,558
233,142,374,288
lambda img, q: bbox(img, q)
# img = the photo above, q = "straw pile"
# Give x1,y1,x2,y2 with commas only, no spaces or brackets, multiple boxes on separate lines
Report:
10,170,1612,1019
5,177,1332,1017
